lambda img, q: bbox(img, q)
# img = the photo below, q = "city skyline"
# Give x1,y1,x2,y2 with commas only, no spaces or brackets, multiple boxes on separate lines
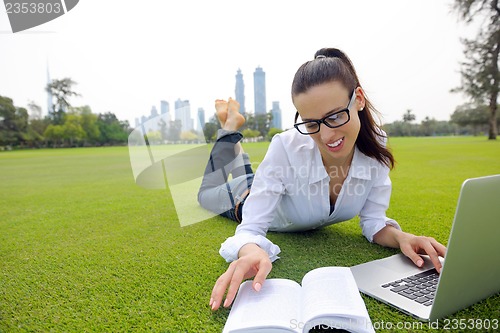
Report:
133,64,284,133
1,1,474,132
45,62,282,134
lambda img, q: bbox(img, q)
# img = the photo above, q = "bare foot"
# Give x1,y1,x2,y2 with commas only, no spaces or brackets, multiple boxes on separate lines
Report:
215,99,228,127
224,98,245,131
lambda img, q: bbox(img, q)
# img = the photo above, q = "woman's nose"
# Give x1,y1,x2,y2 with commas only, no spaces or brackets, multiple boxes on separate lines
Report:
320,123,335,142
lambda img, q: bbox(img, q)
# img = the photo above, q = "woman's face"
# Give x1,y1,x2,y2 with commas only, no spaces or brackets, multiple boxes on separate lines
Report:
293,81,364,166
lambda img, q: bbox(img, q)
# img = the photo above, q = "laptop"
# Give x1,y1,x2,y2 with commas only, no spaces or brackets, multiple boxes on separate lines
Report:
350,174,500,321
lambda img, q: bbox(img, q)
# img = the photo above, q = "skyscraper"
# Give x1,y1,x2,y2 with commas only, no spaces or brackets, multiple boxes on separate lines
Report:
160,100,171,121
235,68,246,114
271,101,282,130
150,105,159,118
197,107,206,130
175,99,193,132
253,66,267,115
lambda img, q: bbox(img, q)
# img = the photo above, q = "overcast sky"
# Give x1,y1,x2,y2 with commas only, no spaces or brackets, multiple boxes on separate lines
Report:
0,0,477,130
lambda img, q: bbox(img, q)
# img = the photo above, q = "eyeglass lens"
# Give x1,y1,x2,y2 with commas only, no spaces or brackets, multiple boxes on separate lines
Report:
296,110,349,134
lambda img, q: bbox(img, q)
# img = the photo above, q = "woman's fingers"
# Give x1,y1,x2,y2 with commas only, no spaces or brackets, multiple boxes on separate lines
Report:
401,236,447,273
210,246,273,310
210,271,230,310
251,258,272,292
223,262,250,308
210,262,239,310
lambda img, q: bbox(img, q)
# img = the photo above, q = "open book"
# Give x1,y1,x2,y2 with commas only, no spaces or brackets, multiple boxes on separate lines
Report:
222,267,375,333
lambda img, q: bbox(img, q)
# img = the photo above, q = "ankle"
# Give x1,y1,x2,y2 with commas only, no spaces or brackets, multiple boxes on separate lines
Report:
223,120,242,132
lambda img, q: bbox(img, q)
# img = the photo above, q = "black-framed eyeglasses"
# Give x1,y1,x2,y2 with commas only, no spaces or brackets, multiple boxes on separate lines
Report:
294,90,356,135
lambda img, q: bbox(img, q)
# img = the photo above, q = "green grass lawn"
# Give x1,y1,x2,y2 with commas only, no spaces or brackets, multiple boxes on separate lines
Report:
1,136,499,332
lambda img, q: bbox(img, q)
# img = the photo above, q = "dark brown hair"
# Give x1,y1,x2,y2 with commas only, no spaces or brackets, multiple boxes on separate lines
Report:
291,48,395,169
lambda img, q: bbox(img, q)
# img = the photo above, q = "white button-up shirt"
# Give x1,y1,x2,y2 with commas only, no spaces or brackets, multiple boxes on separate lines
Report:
219,129,401,262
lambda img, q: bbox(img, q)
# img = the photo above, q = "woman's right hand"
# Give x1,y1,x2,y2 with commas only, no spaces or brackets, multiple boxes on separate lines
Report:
209,243,272,310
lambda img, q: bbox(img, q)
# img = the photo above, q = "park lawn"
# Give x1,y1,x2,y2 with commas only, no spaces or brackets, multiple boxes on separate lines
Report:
0,136,499,332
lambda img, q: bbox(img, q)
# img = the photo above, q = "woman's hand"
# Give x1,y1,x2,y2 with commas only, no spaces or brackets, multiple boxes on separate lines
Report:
210,243,272,311
397,232,447,273
374,225,447,273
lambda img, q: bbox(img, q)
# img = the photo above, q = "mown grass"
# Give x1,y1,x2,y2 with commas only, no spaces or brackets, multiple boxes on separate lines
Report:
1,136,499,332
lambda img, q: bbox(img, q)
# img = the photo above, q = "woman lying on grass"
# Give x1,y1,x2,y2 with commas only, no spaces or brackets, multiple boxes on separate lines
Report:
197,48,447,311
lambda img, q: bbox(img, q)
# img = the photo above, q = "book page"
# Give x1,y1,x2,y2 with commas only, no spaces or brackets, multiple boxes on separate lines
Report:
223,279,302,333
300,267,374,333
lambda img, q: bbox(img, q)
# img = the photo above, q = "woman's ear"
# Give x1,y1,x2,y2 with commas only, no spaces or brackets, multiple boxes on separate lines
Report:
355,87,366,111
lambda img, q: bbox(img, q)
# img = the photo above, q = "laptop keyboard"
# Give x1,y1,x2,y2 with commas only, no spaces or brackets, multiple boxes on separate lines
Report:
381,269,439,306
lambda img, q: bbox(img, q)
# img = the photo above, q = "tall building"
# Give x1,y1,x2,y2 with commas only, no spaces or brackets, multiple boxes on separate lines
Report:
271,101,282,130
197,107,206,130
150,105,159,118
235,68,246,114
175,99,193,132
253,66,267,115
160,100,171,121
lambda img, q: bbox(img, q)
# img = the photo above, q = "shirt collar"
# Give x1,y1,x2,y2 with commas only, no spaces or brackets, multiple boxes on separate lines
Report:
349,147,374,180
309,145,374,184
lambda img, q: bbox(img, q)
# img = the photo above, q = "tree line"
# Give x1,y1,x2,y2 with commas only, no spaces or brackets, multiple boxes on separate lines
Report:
383,106,500,137
1,92,497,150
0,79,131,149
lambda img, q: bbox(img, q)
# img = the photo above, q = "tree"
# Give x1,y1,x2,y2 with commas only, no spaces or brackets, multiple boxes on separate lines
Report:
26,118,48,147
267,127,283,140
70,106,100,145
180,131,198,141
383,120,405,137
96,112,129,145
202,122,219,142
420,116,438,136
27,101,42,120
241,128,260,138
0,95,28,147
62,113,86,146
201,114,221,142
43,124,64,147
244,112,272,137
452,0,499,139
166,119,182,142
158,118,168,142
46,78,80,125
451,103,499,134
146,130,162,144
403,109,416,123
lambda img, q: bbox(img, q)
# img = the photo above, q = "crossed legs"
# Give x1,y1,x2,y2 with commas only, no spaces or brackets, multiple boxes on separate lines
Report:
197,98,254,222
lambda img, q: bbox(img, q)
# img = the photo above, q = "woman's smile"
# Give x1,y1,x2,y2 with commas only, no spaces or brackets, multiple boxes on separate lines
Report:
326,136,344,151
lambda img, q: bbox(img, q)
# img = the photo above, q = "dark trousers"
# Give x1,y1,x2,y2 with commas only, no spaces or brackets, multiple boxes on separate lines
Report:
197,130,254,222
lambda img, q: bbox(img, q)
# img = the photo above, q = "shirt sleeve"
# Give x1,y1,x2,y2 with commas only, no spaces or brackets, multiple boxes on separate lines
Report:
219,134,289,262
219,233,281,263
358,163,401,242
